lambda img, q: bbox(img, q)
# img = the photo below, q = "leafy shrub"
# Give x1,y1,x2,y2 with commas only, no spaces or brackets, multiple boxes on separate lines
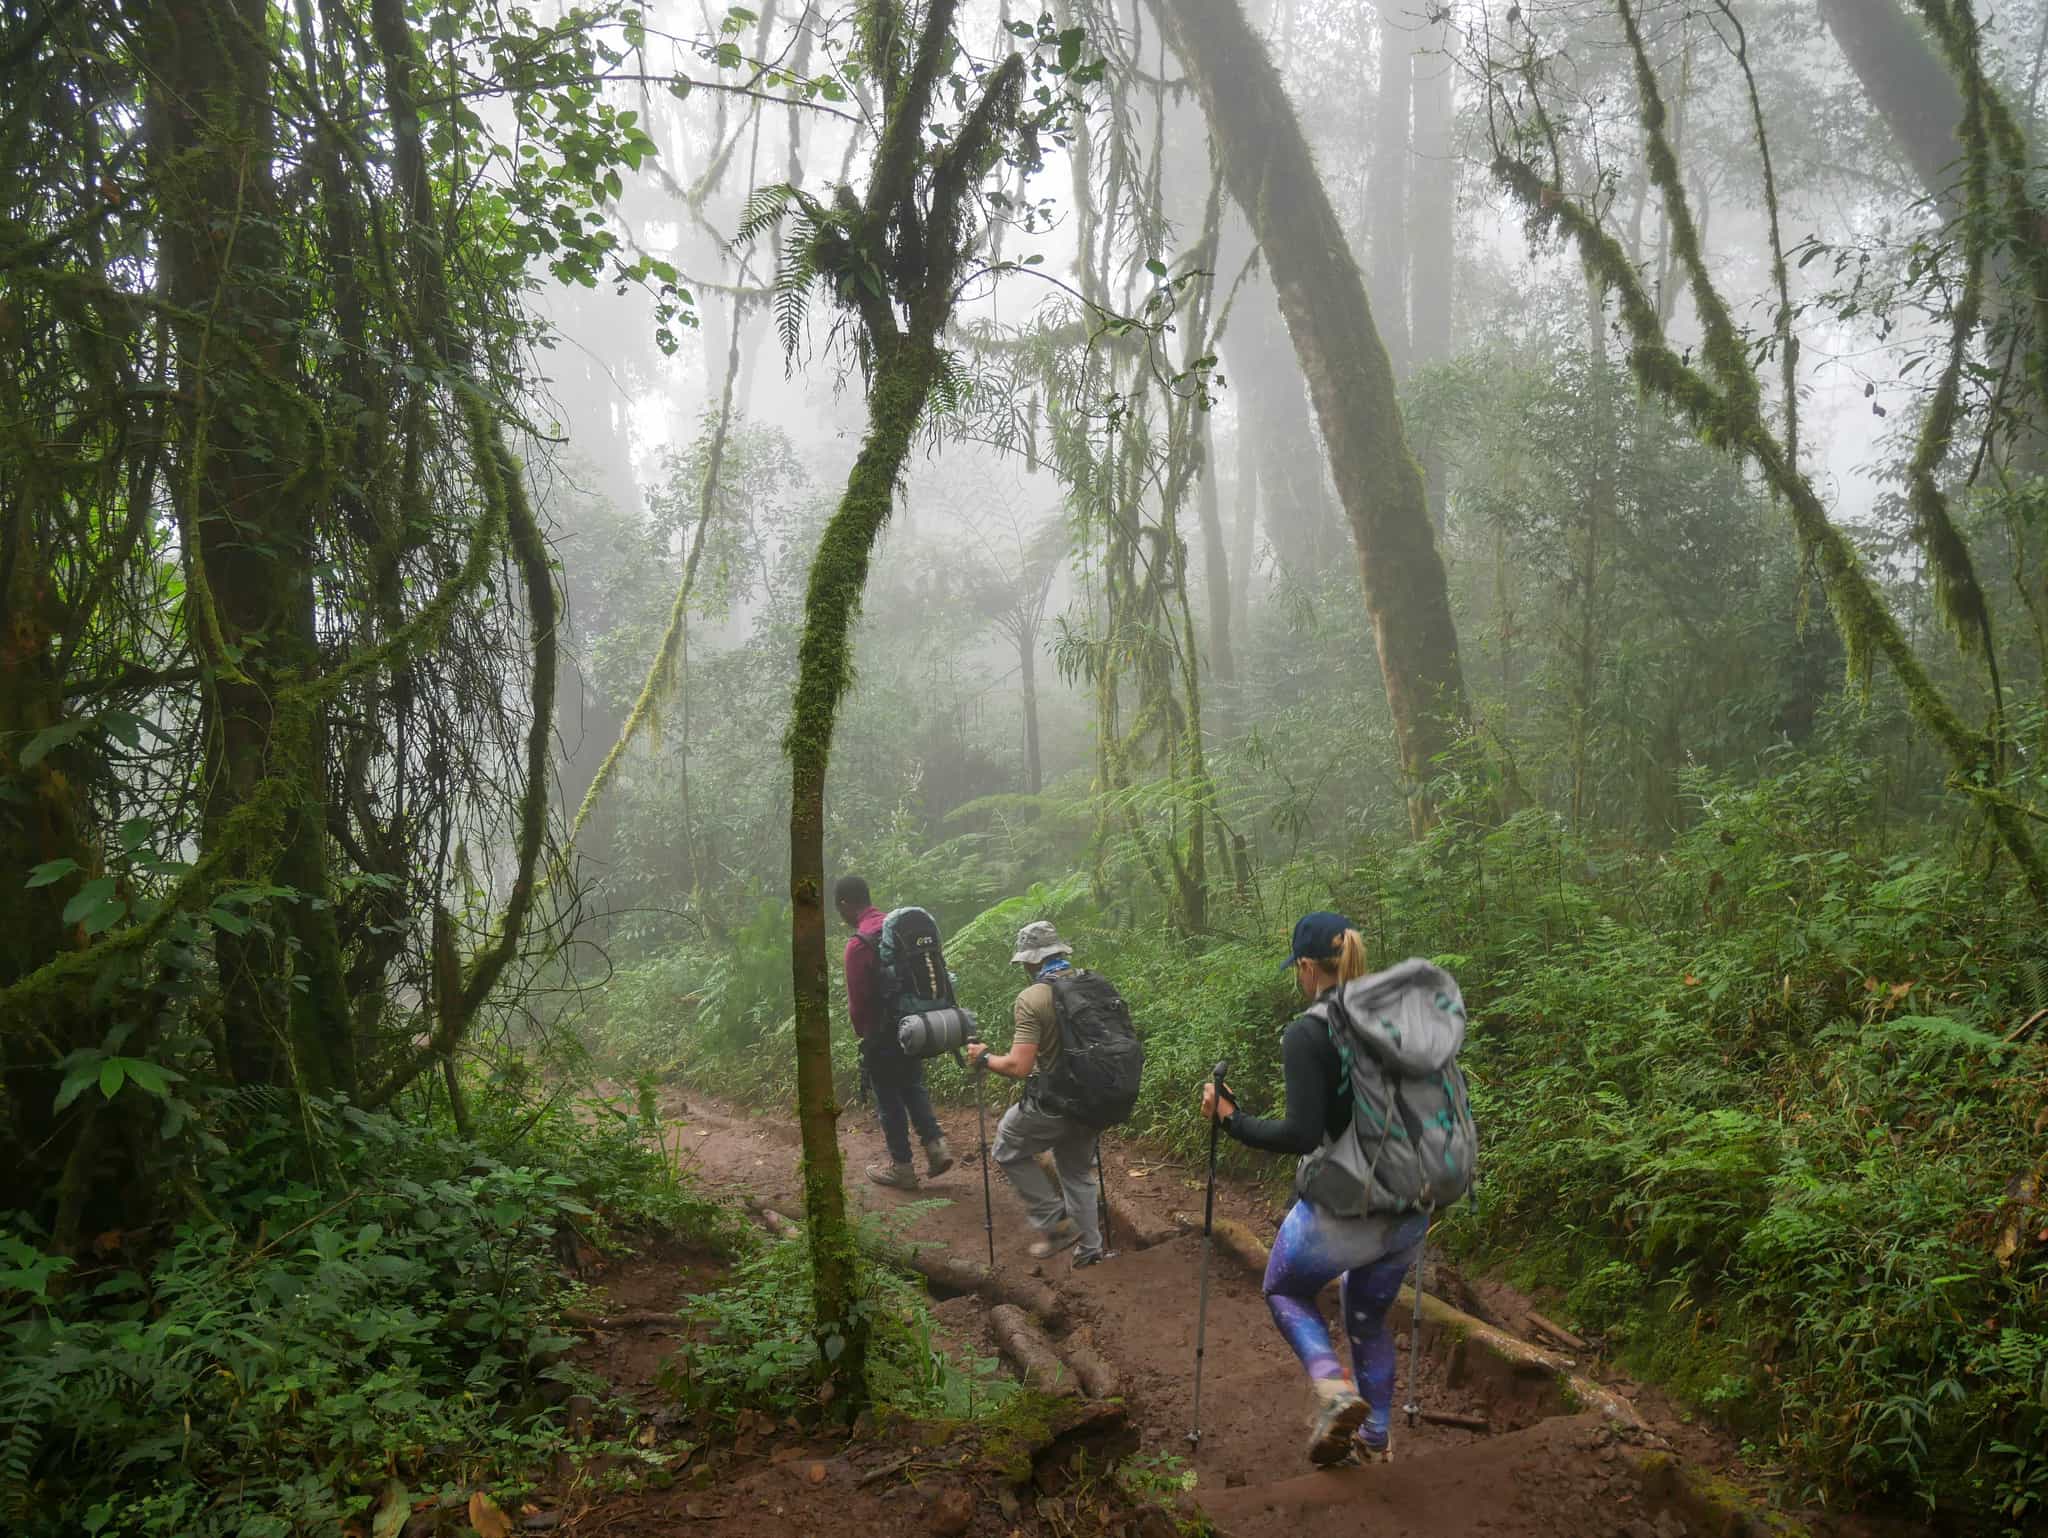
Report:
661,1208,1012,1426
0,1083,735,1537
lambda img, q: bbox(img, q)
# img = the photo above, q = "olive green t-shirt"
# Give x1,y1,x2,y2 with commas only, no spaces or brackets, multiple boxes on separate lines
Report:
1012,980,1062,1075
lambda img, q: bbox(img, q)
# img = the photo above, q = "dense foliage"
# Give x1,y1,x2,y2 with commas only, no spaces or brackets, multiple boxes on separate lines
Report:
0,1084,733,1536
13,0,2048,1531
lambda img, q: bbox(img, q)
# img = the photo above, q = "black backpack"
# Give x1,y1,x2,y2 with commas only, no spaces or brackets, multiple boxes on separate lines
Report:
860,906,955,1026
1032,969,1144,1130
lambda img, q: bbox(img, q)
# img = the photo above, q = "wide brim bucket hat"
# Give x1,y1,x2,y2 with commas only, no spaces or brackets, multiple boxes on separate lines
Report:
1011,920,1074,965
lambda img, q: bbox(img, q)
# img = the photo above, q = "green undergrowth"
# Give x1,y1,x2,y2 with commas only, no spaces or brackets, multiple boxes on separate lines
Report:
599,751,2048,1529
660,1203,1015,1427
0,1077,739,1537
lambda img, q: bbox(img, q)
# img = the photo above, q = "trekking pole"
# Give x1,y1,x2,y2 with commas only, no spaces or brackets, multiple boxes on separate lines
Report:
1095,1138,1113,1255
973,1048,996,1271
1188,1059,1228,1453
1403,1211,1432,1430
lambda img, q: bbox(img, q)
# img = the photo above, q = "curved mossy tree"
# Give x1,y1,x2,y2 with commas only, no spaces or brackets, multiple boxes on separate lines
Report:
738,1,1081,1399
1144,0,1473,835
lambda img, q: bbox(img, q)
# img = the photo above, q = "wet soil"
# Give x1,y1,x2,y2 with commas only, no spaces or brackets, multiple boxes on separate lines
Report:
542,1084,1865,1538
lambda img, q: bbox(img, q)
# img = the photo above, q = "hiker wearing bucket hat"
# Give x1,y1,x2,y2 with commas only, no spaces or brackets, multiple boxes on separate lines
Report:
966,919,1130,1268
1198,911,1431,1469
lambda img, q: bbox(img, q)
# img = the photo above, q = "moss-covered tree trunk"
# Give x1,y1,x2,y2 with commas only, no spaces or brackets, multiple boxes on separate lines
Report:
787,335,944,1388
1153,0,1470,833
1020,634,1045,794
1195,413,1234,686
780,2,1024,1398
1571,272,1612,837
0,524,116,1246
1366,0,1411,380
1233,291,1340,579
1818,0,1965,211
147,0,352,1095
1409,17,1457,532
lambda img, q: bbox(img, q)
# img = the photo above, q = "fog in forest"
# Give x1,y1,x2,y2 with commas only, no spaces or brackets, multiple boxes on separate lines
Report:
8,3,2048,1533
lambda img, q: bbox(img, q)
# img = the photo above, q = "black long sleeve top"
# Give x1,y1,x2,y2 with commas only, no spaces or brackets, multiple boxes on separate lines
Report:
1221,1008,1350,1156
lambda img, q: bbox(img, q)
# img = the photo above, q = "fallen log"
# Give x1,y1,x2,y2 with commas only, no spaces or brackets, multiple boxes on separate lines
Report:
1175,1206,1645,1431
990,1303,1075,1393
1208,1215,1274,1279
1525,1311,1588,1353
745,1203,1064,1328
1060,1327,1121,1399
1419,1409,1489,1432
561,1309,683,1331
1101,1190,1178,1251
903,1248,1066,1329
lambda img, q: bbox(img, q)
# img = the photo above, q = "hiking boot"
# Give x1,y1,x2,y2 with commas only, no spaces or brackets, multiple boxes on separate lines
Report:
1027,1218,1081,1259
1306,1384,1370,1467
923,1136,956,1178
866,1161,919,1191
1071,1248,1114,1270
1339,1436,1392,1468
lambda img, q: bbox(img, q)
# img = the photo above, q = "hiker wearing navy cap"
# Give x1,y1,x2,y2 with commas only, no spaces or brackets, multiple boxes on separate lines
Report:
1198,912,1439,1468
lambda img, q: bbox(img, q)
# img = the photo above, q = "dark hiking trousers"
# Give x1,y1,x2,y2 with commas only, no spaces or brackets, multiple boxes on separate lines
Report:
865,1044,943,1165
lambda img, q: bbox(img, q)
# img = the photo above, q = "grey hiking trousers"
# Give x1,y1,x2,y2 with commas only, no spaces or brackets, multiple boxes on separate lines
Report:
990,1095,1102,1261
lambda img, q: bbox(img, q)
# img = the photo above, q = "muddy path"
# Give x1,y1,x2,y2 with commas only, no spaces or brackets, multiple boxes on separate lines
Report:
646,1082,1811,1538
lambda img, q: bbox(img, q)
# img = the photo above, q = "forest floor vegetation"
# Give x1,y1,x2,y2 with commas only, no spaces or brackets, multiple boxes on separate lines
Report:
588,754,2048,1532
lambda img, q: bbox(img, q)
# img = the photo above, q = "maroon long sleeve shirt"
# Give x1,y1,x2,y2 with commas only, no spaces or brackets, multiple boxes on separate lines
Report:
842,905,887,1039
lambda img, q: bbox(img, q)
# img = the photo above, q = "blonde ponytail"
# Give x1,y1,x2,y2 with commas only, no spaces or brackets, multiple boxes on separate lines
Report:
1334,929,1368,985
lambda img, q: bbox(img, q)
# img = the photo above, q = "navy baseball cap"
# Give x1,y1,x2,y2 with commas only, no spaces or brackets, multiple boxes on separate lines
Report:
1284,911,1352,968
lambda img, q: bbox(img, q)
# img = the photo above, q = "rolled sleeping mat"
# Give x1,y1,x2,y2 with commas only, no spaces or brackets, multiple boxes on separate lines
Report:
898,1005,978,1059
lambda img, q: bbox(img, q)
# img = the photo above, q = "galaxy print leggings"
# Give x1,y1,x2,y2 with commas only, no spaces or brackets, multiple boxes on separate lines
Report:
1261,1200,1429,1448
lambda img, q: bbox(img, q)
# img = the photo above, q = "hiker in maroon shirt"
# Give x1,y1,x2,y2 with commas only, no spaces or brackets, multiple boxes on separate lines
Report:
836,875,954,1189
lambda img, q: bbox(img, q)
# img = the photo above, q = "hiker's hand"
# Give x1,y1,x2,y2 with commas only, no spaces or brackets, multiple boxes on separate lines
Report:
1200,1084,1236,1122
966,1042,990,1071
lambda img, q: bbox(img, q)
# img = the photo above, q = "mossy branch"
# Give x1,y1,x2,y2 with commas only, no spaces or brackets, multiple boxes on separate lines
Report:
1911,0,2048,416
861,0,959,265
559,296,745,861
1491,127,2046,907
1904,22,1999,672
1615,0,1756,421
1712,1,1798,468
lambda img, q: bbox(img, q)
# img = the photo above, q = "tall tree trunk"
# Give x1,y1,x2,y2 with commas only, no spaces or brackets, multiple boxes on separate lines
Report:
148,0,351,1094
1020,631,1044,794
1197,415,1235,685
788,337,943,1397
1153,0,1471,832
1570,272,1612,837
1818,0,1965,209
0,526,118,1245
1233,288,1341,577
785,13,1025,1399
1230,412,1257,644
1367,1,1411,380
1409,15,1457,531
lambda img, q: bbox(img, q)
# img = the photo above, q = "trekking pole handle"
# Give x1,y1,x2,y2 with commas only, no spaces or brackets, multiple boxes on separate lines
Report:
1206,1060,1230,1120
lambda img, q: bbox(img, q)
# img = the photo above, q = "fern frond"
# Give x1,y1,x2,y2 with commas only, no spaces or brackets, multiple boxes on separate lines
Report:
773,212,821,360
728,182,803,256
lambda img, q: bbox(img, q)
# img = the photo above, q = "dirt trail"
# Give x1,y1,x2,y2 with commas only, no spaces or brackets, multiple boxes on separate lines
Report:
653,1085,1781,1538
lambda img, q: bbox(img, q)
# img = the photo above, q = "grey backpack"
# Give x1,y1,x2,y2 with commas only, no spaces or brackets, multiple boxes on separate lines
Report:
1295,958,1478,1218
